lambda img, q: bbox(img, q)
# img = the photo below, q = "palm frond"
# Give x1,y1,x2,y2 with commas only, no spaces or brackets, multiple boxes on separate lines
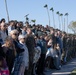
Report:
50,7,54,11
56,11,59,14
65,13,69,16
31,20,34,22
60,13,63,16
44,4,47,8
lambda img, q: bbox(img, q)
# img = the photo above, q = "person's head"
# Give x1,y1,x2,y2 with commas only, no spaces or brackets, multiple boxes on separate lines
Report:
5,36,13,48
0,18,5,23
9,20,14,26
10,30,19,40
16,22,21,28
54,31,58,37
50,29,54,34
47,37,53,47
39,33,46,40
22,26,27,31
34,35,39,44
62,32,66,38
26,28,32,35
44,35,49,42
18,35,27,43
57,30,61,37
0,22,6,31
53,43,60,50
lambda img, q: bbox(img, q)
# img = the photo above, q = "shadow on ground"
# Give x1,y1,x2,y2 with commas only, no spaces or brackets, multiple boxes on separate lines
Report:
45,58,76,75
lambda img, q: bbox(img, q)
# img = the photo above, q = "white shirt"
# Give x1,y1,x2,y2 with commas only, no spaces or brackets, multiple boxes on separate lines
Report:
8,25,15,35
0,30,7,43
46,48,56,58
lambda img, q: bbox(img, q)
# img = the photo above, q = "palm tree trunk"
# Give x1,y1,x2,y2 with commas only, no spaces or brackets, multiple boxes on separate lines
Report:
67,15,68,33
5,0,9,22
46,7,50,26
52,11,55,28
34,22,35,25
64,18,65,31
61,16,63,31
58,15,61,29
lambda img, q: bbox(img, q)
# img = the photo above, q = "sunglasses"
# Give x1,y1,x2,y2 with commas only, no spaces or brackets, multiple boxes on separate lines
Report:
3,25,6,27
13,33,18,36
22,38,25,39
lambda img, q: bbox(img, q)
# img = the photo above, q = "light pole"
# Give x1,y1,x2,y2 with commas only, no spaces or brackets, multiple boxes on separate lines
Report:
4,0,9,22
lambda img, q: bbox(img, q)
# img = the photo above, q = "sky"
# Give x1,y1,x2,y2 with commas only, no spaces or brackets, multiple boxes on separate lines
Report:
0,0,76,33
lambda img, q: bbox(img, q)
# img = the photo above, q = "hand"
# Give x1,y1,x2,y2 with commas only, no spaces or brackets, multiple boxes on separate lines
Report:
2,44,7,47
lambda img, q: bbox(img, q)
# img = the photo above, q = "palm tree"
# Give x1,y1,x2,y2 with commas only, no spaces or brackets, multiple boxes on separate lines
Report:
24,14,29,23
65,13,69,33
60,13,63,31
56,11,61,29
64,18,65,31
31,19,36,24
50,7,55,28
4,0,9,22
44,4,50,26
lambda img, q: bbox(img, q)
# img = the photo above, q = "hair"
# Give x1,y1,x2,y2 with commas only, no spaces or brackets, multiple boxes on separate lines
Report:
18,35,25,40
0,56,4,61
5,36,12,42
0,18,5,23
10,29,19,36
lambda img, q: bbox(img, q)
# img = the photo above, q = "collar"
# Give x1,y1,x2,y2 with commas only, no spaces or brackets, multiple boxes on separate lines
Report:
19,41,25,45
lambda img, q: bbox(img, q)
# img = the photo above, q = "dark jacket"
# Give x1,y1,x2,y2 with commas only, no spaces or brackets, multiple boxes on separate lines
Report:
37,39,47,54
0,43,6,58
26,35,35,72
13,40,24,54
6,48,15,73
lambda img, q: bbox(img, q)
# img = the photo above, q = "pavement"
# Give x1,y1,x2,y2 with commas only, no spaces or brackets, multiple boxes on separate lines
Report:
44,58,76,75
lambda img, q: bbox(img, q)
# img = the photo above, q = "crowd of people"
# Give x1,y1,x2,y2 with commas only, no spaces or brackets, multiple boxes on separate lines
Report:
0,18,76,75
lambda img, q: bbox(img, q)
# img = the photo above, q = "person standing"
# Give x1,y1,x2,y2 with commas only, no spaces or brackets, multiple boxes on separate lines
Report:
9,30,25,75
8,21,15,35
0,22,8,44
2,36,16,74
36,33,47,75
18,35,29,75
26,28,36,75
